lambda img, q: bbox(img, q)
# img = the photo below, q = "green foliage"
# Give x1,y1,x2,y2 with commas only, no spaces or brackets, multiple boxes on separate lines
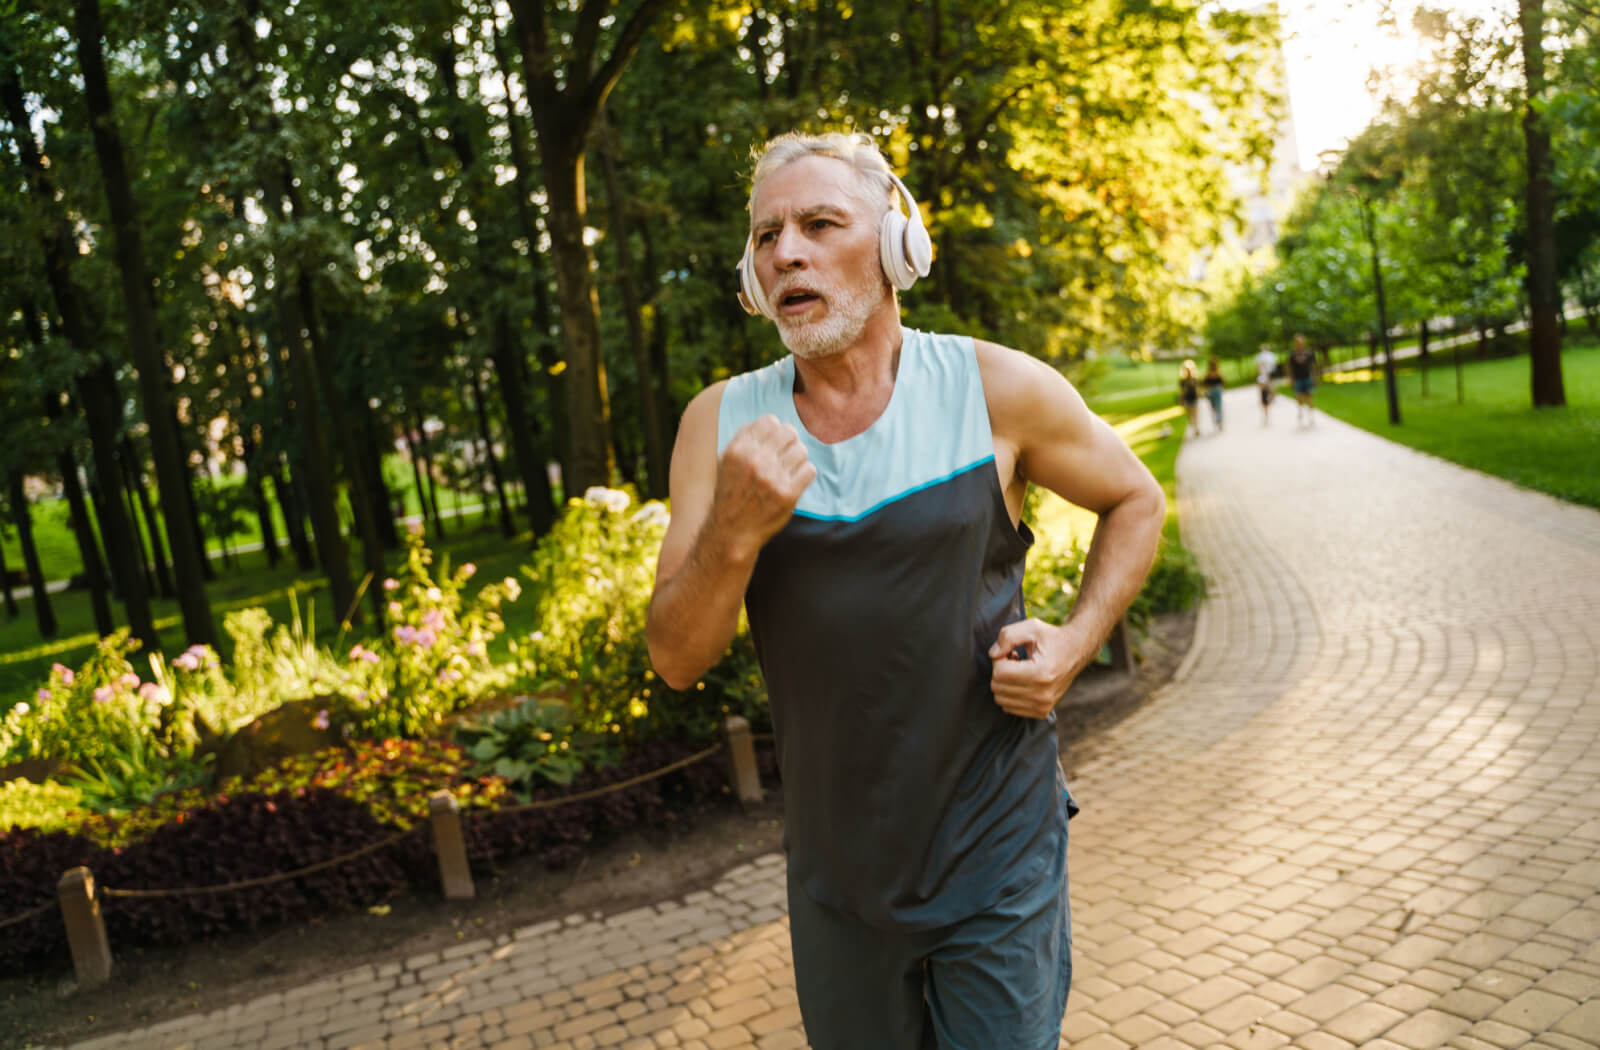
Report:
0,632,165,768
513,489,668,736
56,725,212,817
333,527,521,739
453,697,618,797
0,778,83,834
1129,540,1207,629
511,489,768,748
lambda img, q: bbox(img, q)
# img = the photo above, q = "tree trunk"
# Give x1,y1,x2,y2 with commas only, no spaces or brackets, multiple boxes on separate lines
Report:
490,19,570,506
297,275,385,623
597,109,668,498
540,150,614,494
360,411,400,549
469,368,516,538
1518,0,1566,407
24,303,114,634
413,409,447,537
271,263,359,624
74,0,215,645
175,423,217,583
402,426,429,535
2,64,158,650
122,439,176,599
1418,319,1430,399
8,473,57,639
0,531,16,620
506,0,673,496
272,456,316,571
239,429,281,568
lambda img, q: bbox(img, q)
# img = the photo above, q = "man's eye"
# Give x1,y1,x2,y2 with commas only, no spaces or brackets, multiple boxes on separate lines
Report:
810,219,833,231
755,231,776,246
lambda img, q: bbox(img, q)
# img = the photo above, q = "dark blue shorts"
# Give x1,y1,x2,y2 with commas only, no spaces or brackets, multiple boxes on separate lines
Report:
1293,377,1316,395
786,822,1072,1050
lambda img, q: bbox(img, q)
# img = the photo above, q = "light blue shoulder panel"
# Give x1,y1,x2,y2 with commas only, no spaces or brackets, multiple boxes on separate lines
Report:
716,330,994,523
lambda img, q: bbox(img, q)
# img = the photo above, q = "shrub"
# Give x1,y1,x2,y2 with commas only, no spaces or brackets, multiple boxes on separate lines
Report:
333,529,520,740
454,697,620,796
0,739,739,978
511,489,771,749
0,778,83,835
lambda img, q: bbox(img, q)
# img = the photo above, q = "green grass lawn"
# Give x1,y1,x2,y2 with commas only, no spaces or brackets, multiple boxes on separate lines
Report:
1314,333,1600,509
0,457,498,586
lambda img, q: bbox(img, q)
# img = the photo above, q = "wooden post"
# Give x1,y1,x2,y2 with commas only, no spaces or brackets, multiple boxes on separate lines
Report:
1106,615,1137,675
57,866,112,988
723,715,763,807
429,791,475,900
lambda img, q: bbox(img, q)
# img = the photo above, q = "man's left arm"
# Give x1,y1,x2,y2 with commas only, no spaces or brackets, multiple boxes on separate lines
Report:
977,340,1167,720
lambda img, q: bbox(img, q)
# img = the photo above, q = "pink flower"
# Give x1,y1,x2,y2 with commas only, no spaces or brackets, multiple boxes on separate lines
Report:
139,683,171,705
387,601,404,618
421,608,445,631
460,563,476,578
173,651,201,672
36,688,52,703
414,627,438,648
466,640,485,658
119,673,140,688
184,645,211,669
313,709,331,730
51,663,75,685
349,644,380,664
93,686,115,704
382,577,400,591
393,625,418,645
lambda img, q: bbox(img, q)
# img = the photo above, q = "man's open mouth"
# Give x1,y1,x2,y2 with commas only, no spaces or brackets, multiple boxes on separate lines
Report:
780,289,821,309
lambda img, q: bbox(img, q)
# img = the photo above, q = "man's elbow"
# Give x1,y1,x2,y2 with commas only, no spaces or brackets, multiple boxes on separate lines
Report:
646,615,703,692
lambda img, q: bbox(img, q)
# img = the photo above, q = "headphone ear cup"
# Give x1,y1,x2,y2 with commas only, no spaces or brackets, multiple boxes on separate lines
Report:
737,240,773,318
879,209,915,290
881,173,932,291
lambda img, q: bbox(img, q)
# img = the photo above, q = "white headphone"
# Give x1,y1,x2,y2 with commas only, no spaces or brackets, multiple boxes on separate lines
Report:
736,171,934,319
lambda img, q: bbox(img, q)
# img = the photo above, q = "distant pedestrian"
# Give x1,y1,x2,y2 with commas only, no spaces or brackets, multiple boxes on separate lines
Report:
1178,359,1201,436
1254,343,1279,425
1202,357,1225,433
1288,333,1318,426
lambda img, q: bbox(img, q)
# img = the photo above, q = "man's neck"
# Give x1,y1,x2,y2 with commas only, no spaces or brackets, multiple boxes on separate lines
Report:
791,313,904,444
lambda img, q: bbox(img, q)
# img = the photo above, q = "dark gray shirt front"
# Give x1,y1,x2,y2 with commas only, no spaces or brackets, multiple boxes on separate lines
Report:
718,330,1068,931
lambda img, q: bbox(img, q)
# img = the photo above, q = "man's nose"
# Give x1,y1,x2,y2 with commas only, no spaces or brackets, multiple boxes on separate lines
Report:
771,224,807,269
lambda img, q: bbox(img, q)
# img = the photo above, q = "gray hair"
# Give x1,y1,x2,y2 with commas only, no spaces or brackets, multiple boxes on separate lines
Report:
748,131,896,215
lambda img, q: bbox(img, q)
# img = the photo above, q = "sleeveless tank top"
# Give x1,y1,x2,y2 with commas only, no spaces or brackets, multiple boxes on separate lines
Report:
717,329,1069,931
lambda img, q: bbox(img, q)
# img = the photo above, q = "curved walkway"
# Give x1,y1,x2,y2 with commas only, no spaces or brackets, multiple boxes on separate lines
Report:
59,388,1600,1050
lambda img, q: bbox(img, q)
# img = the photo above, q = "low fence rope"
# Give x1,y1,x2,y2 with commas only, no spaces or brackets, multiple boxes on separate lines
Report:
0,740,731,925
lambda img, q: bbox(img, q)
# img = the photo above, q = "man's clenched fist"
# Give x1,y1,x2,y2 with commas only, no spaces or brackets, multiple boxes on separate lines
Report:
711,415,817,555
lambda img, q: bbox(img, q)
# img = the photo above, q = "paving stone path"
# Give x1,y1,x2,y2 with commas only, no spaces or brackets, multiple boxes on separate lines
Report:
61,389,1600,1050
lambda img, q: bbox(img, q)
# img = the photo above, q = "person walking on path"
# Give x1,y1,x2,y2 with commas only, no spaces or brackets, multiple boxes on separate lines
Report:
1202,357,1225,433
1178,359,1202,437
1288,332,1318,426
1253,342,1279,425
646,130,1164,1050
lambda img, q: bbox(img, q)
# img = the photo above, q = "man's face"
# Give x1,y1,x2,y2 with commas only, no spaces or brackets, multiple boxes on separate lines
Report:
748,155,890,359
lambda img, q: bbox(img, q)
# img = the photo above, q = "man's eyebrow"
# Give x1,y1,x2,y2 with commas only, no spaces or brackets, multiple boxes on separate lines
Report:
751,203,851,234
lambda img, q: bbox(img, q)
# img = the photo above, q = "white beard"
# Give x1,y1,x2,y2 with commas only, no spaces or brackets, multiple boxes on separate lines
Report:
775,275,885,360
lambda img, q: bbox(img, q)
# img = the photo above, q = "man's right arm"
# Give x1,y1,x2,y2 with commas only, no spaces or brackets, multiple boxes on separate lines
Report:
646,386,815,690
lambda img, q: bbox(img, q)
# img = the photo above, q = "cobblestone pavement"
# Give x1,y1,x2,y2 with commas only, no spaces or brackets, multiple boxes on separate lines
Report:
62,390,1600,1050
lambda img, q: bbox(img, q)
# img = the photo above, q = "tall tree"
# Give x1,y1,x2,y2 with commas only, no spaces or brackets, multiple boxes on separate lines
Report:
506,0,673,494
1519,0,1566,406
73,0,216,644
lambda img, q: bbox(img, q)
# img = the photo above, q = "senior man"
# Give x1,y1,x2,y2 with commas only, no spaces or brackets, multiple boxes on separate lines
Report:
646,130,1164,1050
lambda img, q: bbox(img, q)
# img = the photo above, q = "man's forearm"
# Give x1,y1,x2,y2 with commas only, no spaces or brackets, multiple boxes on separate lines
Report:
1067,487,1165,645
646,526,758,691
